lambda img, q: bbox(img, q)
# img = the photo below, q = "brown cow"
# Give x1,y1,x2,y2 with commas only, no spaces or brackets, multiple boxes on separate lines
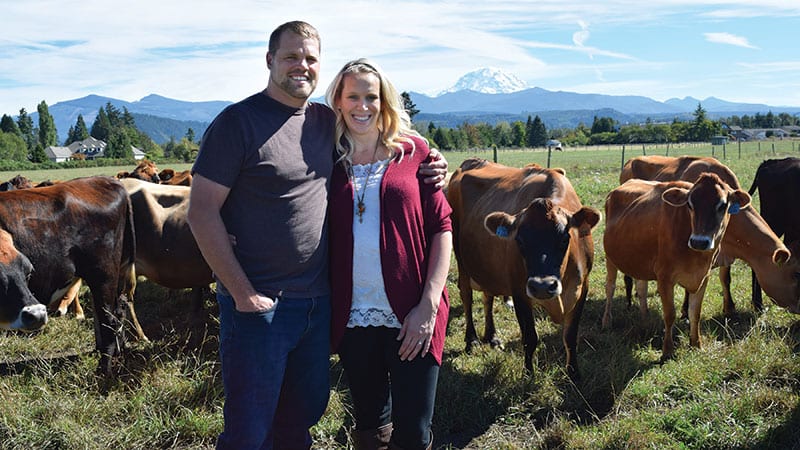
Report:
603,174,750,361
447,158,600,378
117,160,161,183
0,176,135,374
157,168,193,186
619,155,755,316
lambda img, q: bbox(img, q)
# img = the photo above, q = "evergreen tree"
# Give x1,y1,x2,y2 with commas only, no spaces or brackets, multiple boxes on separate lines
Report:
401,92,419,121
527,115,547,147
104,102,122,128
105,129,133,159
91,108,112,141
30,143,48,163
16,108,37,151
37,100,58,148
1,114,20,135
185,127,196,144
67,114,90,143
122,107,136,127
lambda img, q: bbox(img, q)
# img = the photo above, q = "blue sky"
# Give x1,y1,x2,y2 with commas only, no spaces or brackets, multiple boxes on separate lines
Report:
2,0,799,116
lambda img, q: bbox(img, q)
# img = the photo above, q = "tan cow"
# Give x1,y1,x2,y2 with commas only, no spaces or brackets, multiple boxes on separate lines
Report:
447,158,600,378
119,178,213,339
603,174,750,361
619,155,749,316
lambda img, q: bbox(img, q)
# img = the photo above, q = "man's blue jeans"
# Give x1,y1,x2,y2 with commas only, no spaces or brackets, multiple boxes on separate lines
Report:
215,293,331,450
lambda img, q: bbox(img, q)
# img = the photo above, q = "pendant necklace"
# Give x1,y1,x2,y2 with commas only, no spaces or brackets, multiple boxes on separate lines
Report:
352,137,384,224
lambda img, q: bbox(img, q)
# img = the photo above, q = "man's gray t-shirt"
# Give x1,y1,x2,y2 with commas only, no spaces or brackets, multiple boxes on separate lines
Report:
193,93,335,298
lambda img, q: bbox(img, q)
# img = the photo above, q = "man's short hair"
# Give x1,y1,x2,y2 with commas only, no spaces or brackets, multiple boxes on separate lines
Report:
268,21,321,55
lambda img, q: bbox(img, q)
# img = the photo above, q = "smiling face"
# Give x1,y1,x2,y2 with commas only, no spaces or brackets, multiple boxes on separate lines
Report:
335,72,382,139
266,31,320,107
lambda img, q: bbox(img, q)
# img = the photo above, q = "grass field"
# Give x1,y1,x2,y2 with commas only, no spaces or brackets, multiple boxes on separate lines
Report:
1,141,799,449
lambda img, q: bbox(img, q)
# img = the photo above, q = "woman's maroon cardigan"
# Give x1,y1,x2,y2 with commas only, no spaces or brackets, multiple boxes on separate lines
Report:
328,136,452,364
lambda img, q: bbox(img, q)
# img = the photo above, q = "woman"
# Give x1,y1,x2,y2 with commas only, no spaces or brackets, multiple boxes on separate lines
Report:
327,58,452,450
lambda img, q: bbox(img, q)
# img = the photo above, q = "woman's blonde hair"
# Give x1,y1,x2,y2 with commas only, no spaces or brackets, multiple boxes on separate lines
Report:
325,58,424,164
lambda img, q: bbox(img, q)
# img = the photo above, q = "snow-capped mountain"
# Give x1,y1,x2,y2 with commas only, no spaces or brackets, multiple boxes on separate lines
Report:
440,67,528,95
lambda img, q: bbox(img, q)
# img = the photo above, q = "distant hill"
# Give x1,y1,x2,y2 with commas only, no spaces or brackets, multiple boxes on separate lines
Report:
32,86,800,147
44,94,229,144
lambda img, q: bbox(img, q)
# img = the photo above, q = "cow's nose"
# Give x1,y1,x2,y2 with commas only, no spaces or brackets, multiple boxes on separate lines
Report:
527,276,562,300
688,235,714,251
20,304,48,330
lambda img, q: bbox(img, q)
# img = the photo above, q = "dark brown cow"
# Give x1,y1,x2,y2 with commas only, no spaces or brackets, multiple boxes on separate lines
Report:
56,178,214,341
603,174,751,360
157,168,193,186
619,155,755,316
447,158,600,378
748,157,800,307
0,176,135,374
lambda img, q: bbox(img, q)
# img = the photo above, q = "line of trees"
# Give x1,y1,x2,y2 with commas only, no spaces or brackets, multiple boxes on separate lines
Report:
0,100,198,168
407,98,800,151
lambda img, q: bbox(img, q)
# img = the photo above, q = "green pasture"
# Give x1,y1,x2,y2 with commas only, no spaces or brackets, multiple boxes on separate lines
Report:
1,141,800,449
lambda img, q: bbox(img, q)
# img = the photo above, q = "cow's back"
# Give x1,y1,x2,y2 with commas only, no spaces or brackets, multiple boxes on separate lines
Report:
120,178,212,288
0,176,134,300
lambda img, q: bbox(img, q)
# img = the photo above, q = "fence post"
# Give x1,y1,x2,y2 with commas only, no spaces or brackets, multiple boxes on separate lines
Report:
723,142,726,159
621,144,626,171
712,145,715,158
642,144,646,156
666,142,670,156
772,142,776,155
547,147,552,168
493,145,498,163
738,140,741,159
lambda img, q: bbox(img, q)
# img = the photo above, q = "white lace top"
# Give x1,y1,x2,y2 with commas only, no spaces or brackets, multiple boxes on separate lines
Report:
348,158,401,329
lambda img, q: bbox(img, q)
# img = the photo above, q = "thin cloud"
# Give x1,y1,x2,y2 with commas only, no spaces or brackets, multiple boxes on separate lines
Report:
704,32,759,49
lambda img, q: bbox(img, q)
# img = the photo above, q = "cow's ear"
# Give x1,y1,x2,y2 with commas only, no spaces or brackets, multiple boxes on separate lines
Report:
728,189,751,212
773,248,791,266
571,206,601,230
484,212,517,240
662,187,689,207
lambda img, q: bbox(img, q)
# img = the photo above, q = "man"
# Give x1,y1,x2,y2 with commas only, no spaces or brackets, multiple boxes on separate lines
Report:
188,21,447,449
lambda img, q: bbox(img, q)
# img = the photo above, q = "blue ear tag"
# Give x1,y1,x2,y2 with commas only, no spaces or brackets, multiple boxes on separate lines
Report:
728,202,741,214
496,225,509,237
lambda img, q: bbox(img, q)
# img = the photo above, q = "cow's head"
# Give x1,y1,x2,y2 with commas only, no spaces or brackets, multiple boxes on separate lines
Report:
759,240,800,314
128,160,161,183
662,173,750,252
0,230,47,331
484,198,601,301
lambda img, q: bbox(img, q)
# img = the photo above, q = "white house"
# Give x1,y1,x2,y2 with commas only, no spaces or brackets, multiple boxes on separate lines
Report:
44,146,73,163
44,137,147,163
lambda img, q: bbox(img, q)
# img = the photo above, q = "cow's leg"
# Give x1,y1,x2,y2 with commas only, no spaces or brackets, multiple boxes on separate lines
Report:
680,289,690,320
459,271,478,352
687,279,709,349
482,292,501,348
636,279,649,319
751,270,764,312
562,286,587,380
123,265,149,342
656,280,677,362
48,278,83,318
511,294,538,373
623,275,634,308
602,259,618,328
88,281,127,375
718,266,735,317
